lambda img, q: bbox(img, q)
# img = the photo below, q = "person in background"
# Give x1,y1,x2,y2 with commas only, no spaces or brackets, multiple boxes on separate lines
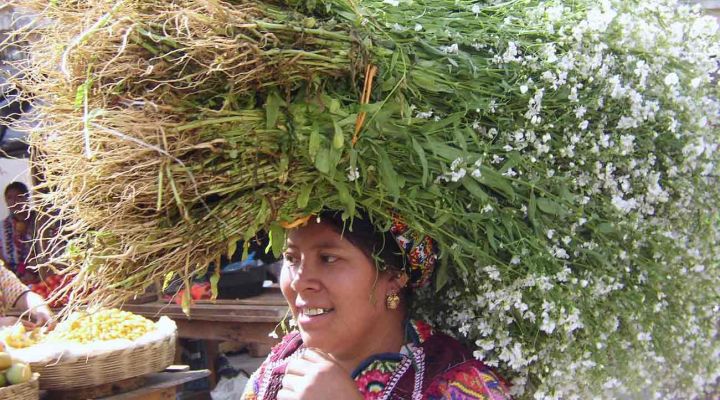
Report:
0,181,38,283
242,210,511,400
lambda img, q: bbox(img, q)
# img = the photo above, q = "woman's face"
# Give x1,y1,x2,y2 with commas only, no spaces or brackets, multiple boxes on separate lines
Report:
280,221,396,358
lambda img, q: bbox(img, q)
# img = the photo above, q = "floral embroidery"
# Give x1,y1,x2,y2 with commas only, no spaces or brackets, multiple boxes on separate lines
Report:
355,360,399,399
424,363,510,400
242,321,512,400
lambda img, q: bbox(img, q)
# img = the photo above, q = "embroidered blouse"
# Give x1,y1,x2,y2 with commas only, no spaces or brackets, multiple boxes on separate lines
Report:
0,216,33,277
241,320,512,400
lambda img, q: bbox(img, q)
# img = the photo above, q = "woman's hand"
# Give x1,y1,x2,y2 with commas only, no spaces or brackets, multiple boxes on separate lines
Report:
278,349,363,400
0,317,35,329
15,292,56,330
28,305,55,329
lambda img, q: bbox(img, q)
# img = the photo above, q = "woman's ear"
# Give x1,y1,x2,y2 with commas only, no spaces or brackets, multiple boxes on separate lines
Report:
387,271,409,293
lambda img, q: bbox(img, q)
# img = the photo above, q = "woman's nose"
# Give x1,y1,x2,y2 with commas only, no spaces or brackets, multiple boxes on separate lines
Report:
290,259,321,292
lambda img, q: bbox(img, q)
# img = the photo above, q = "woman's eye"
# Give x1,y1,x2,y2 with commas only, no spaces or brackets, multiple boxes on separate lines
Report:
283,253,298,264
321,255,338,263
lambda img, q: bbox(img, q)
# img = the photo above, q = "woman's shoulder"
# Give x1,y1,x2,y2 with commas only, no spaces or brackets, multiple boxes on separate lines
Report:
423,359,512,400
414,326,512,399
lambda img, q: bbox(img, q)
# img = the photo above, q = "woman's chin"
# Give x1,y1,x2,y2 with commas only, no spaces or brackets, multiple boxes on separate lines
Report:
300,331,330,350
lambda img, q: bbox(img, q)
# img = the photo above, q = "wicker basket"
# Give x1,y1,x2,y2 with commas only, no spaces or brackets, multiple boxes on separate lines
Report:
30,334,175,390
0,373,40,400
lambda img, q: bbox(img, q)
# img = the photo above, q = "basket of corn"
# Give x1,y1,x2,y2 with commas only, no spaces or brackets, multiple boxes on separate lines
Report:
3,310,175,390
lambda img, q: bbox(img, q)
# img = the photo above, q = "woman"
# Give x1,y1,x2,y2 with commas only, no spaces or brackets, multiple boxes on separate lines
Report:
243,212,511,399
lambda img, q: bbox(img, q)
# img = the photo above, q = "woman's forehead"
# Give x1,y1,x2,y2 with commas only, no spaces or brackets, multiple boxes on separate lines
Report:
286,222,348,249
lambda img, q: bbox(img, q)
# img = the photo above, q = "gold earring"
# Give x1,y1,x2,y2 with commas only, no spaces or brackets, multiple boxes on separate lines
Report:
386,292,400,310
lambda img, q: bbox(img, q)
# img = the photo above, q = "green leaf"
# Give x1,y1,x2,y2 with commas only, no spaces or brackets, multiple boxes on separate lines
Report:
308,126,321,159
409,70,453,93
478,167,516,201
210,266,220,301
332,119,344,149
265,89,282,129
424,112,464,133
537,198,564,216
332,180,356,213
74,78,94,110
462,179,489,202
411,138,429,186
486,225,498,251
435,247,450,291
529,190,537,224
162,272,175,291
269,223,285,258
597,223,615,234
315,148,331,174
227,236,240,259
377,148,401,199
297,184,313,209
359,102,384,114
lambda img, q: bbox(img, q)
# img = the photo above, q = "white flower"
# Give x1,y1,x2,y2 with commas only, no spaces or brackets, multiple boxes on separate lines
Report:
578,120,589,130
415,109,433,119
617,116,638,130
574,106,587,118
440,43,459,54
503,41,520,63
637,332,652,342
451,157,464,170
546,229,555,239
347,167,360,182
551,246,570,259
471,4,481,16
451,169,466,182
383,0,400,6
484,265,501,281
520,85,529,94
510,256,521,265
663,72,679,86
499,342,528,369
612,195,637,213
541,316,556,334
414,23,423,32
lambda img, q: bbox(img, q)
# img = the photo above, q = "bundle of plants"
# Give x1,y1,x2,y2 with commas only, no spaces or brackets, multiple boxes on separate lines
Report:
1,0,719,397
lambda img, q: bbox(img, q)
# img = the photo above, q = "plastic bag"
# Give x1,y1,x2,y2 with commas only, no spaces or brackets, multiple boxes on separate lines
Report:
211,374,250,400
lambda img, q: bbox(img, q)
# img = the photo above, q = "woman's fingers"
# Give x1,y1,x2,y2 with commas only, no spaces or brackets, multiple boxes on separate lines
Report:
20,319,36,329
285,357,313,376
277,388,296,400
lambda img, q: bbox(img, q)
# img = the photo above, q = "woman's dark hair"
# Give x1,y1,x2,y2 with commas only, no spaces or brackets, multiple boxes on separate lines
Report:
4,181,29,196
317,210,406,274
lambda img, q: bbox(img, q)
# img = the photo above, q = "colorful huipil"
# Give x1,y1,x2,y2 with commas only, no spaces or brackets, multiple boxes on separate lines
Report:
242,320,512,400
0,216,33,277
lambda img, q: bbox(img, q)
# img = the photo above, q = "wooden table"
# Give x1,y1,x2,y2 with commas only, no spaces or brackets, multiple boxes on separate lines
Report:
122,287,288,345
122,288,288,387
40,369,211,400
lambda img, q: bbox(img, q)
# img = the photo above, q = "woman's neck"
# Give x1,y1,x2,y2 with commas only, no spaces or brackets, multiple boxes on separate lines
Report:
330,312,407,374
